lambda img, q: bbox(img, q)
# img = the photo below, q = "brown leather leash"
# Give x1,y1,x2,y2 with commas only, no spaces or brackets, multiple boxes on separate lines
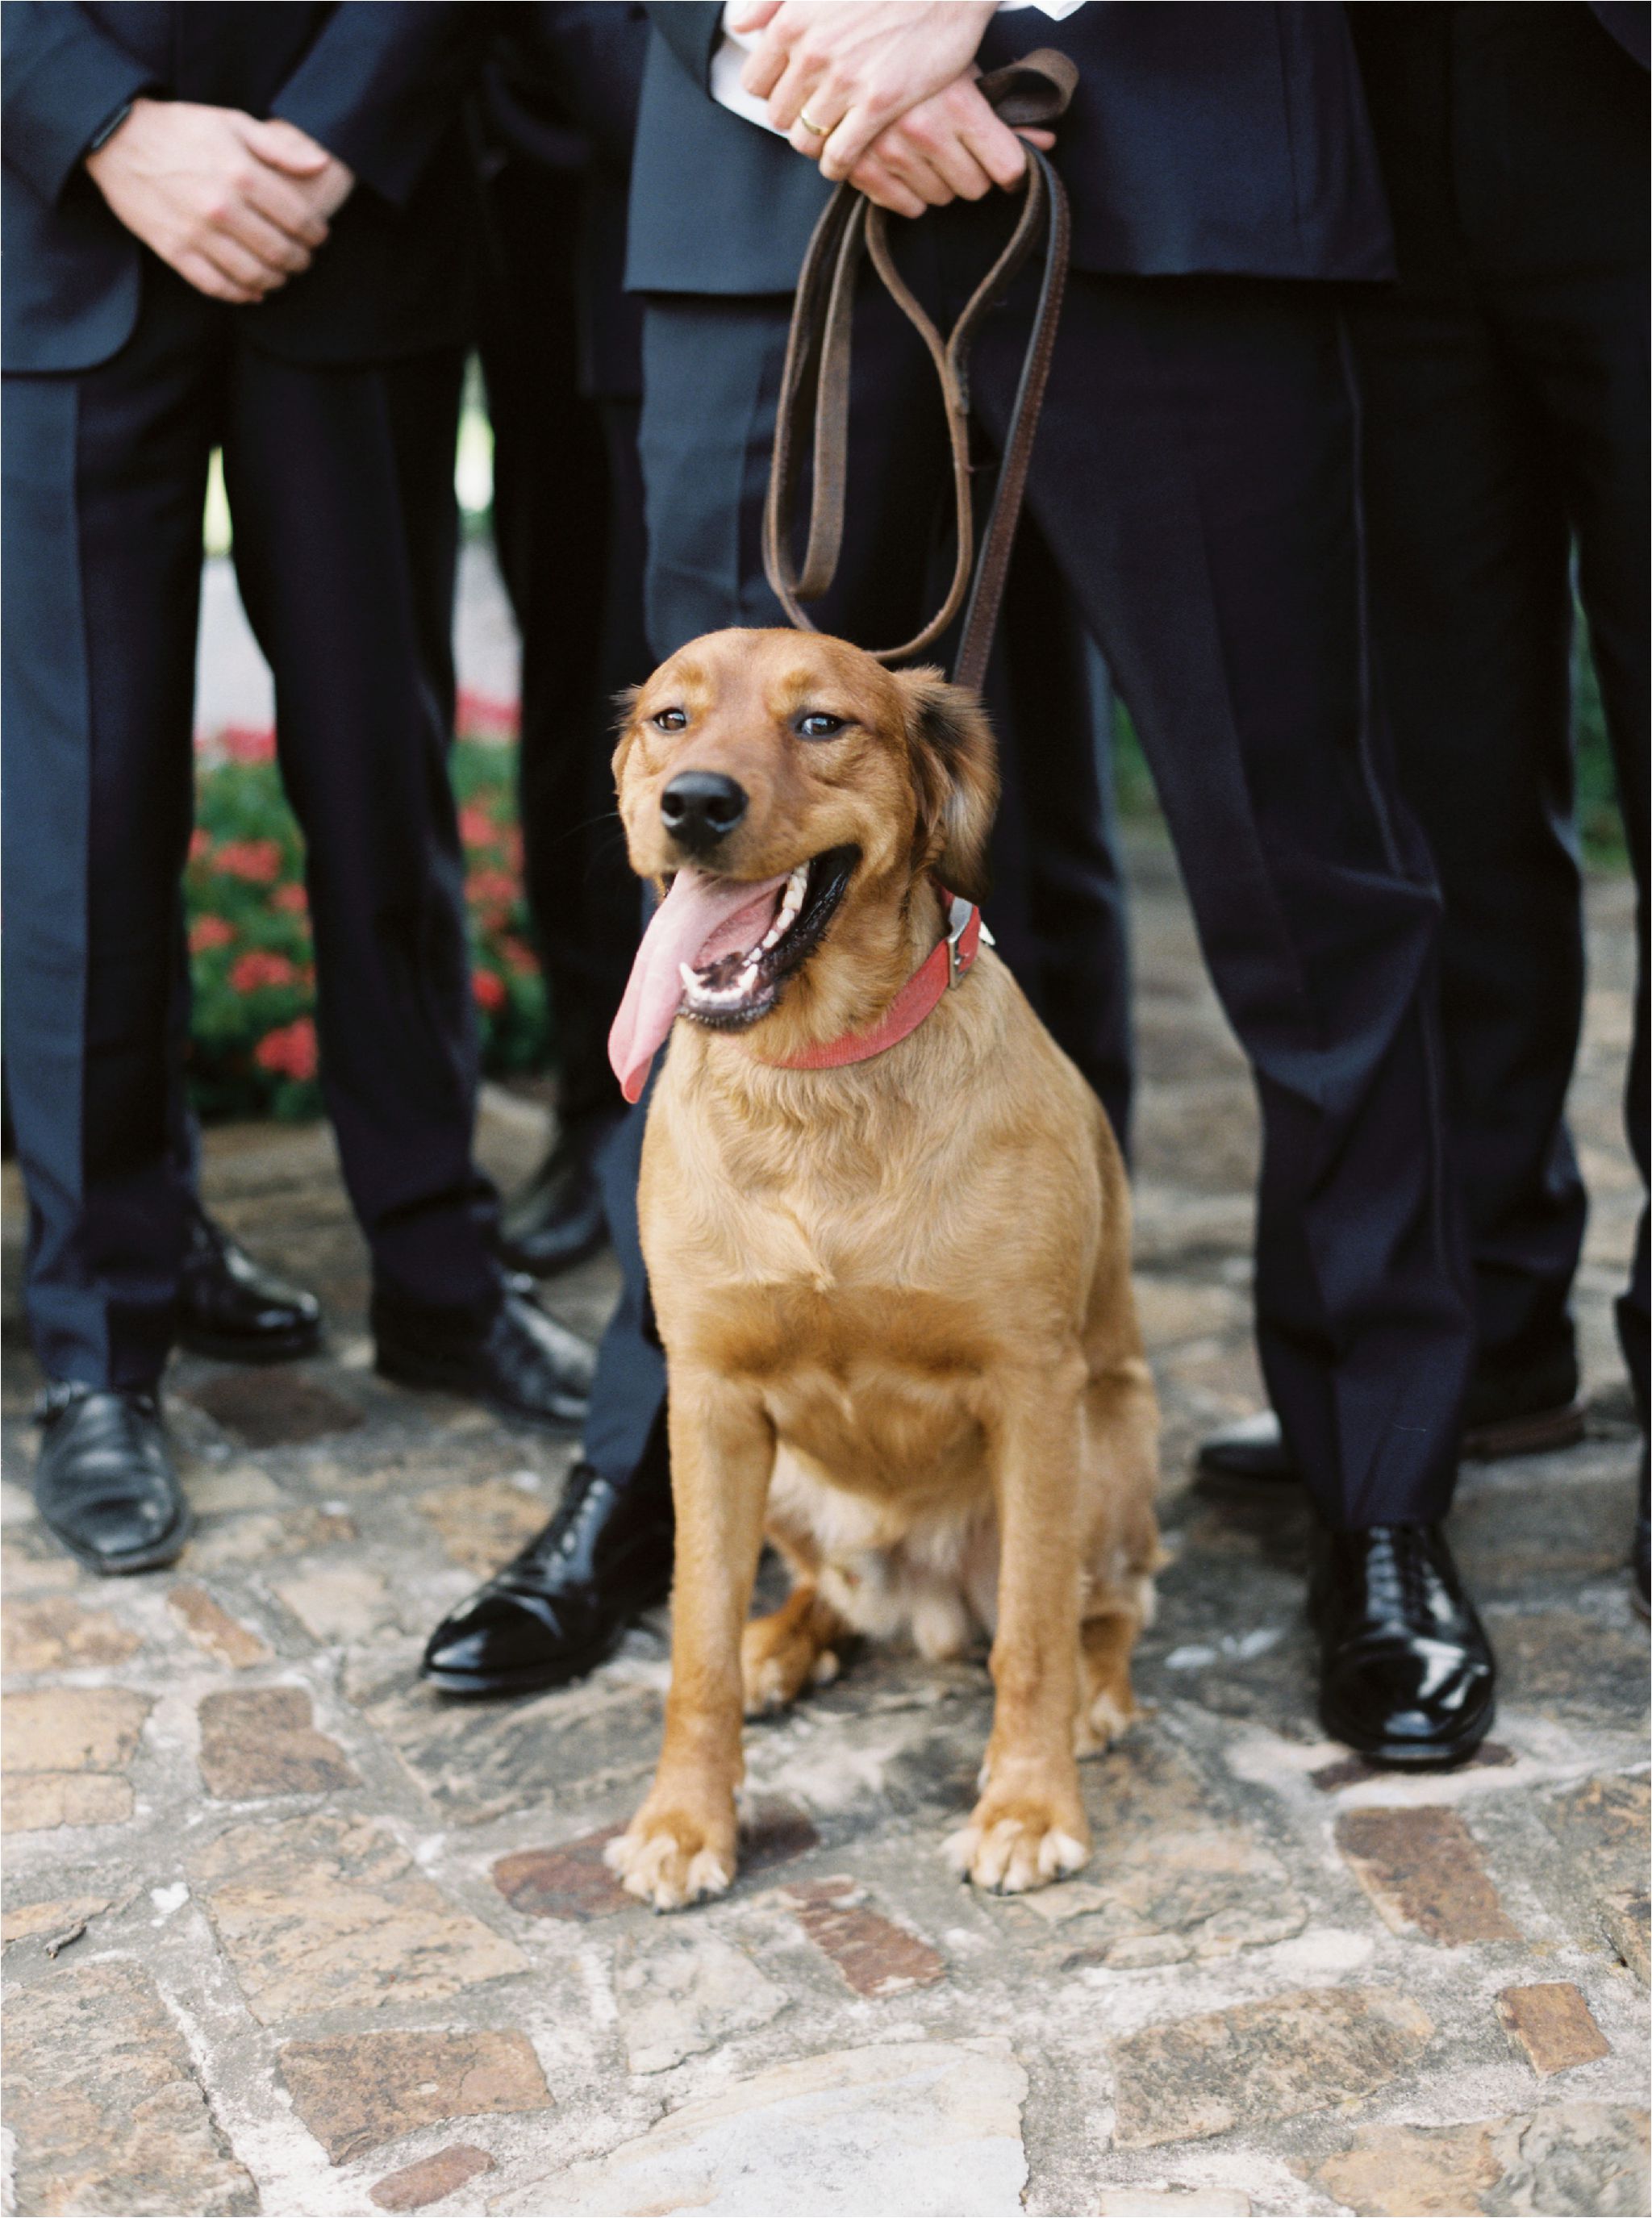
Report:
762,50,1076,696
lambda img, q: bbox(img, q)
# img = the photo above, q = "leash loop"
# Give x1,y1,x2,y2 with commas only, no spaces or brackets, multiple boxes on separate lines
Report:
763,50,1075,690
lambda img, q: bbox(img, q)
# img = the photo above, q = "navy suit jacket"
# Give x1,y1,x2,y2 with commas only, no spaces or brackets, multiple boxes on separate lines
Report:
2,1,480,373
626,0,1394,294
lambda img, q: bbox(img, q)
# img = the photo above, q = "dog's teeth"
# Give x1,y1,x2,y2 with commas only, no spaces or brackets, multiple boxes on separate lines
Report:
761,867,808,952
757,873,806,956
683,879,809,1012
688,971,749,1008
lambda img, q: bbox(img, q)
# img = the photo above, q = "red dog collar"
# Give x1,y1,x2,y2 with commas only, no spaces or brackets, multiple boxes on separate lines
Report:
761,892,988,1073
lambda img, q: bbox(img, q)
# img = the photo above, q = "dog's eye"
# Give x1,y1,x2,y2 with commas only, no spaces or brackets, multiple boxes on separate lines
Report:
796,712,846,740
652,707,688,732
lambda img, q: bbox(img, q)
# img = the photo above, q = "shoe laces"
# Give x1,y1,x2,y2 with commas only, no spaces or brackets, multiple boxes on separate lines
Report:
519,1464,609,1568
1355,1525,1439,1623
179,1199,231,1265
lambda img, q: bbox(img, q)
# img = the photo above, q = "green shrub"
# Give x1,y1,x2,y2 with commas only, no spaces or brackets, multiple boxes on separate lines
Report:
1574,614,1628,869
187,701,550,1123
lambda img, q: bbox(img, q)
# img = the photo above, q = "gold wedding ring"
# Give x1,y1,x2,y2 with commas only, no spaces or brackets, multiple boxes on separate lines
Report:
798,107,831,139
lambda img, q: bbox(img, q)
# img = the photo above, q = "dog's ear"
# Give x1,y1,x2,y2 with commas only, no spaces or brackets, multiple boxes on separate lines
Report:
895,667,999,904
610,683,644,790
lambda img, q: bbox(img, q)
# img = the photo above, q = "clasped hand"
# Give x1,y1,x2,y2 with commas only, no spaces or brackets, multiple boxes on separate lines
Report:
734,0,1056,217
86,97,354,304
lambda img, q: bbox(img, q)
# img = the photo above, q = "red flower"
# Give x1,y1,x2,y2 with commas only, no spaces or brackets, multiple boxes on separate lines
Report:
456,687,520,740
499,934,538,978
465,866,518,911
254,1017,319,1082
188,828,212,863
189,915,234,953
472,967,507,1013
220,723,277,765
231,949,298,993
458,803,499,848
273,882,308,915
214,838,283,883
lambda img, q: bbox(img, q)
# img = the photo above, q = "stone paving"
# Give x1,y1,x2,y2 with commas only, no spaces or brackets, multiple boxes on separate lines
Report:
2,848,1646,2218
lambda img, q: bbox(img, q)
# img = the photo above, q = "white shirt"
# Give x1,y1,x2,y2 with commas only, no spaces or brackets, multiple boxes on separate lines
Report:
711,1,1087,135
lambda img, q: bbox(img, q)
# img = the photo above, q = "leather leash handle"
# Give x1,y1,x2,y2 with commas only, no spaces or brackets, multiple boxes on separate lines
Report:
948,138,1068,695
762,50,1075,683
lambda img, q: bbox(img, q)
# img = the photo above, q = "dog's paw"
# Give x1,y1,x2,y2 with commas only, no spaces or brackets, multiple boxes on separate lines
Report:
741,1654,796,1717
1073,1683,1137,1757
944,1798,1091,1895
604,1809,735,1912
740,1617,837,1717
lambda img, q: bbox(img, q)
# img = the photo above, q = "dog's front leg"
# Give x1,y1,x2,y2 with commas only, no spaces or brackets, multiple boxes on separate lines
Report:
607,1370,772,1911
948,1355,1091,1894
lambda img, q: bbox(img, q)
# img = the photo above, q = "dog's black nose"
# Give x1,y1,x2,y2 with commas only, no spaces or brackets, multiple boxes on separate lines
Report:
661,770,749,853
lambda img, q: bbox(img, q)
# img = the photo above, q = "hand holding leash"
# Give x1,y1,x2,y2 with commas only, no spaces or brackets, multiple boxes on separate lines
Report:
844,72,1055,218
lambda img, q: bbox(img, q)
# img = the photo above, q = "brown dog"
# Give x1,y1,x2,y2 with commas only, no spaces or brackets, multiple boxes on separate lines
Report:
603,627,1160,1911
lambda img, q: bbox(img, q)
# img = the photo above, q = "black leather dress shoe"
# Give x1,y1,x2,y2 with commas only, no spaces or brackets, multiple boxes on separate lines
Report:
1198,1362,1586,1490
497,1113,619,1278
33,1382,193,1575
373,1275,595,1430
1310,1523,1496,1767
422,1459,674,1695
175,1204,323,1363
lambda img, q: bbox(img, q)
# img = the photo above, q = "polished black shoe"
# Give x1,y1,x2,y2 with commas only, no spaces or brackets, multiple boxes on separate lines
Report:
497,1113,619,1279
422,1459,674,1695
175,1203,323,1363
1199,1364,1586,1492
1310,1523,1496,1768
33,1382,193,1575
373,1275,595,1430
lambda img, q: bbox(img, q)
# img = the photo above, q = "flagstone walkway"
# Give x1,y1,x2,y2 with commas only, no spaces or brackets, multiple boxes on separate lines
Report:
2,850,1646,2218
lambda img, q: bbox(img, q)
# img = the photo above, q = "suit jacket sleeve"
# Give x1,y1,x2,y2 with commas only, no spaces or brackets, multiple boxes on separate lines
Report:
646,1,723,91
1,0,157,206
514,2,649,169
270,2,478,208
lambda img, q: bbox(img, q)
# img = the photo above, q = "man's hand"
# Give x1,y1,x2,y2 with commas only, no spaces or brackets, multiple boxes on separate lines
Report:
85,98,354,304
847,76,1054,217
733,0,997,176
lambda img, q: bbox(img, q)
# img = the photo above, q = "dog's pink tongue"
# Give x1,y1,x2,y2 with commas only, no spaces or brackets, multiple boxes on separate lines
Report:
608,866,787,1103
